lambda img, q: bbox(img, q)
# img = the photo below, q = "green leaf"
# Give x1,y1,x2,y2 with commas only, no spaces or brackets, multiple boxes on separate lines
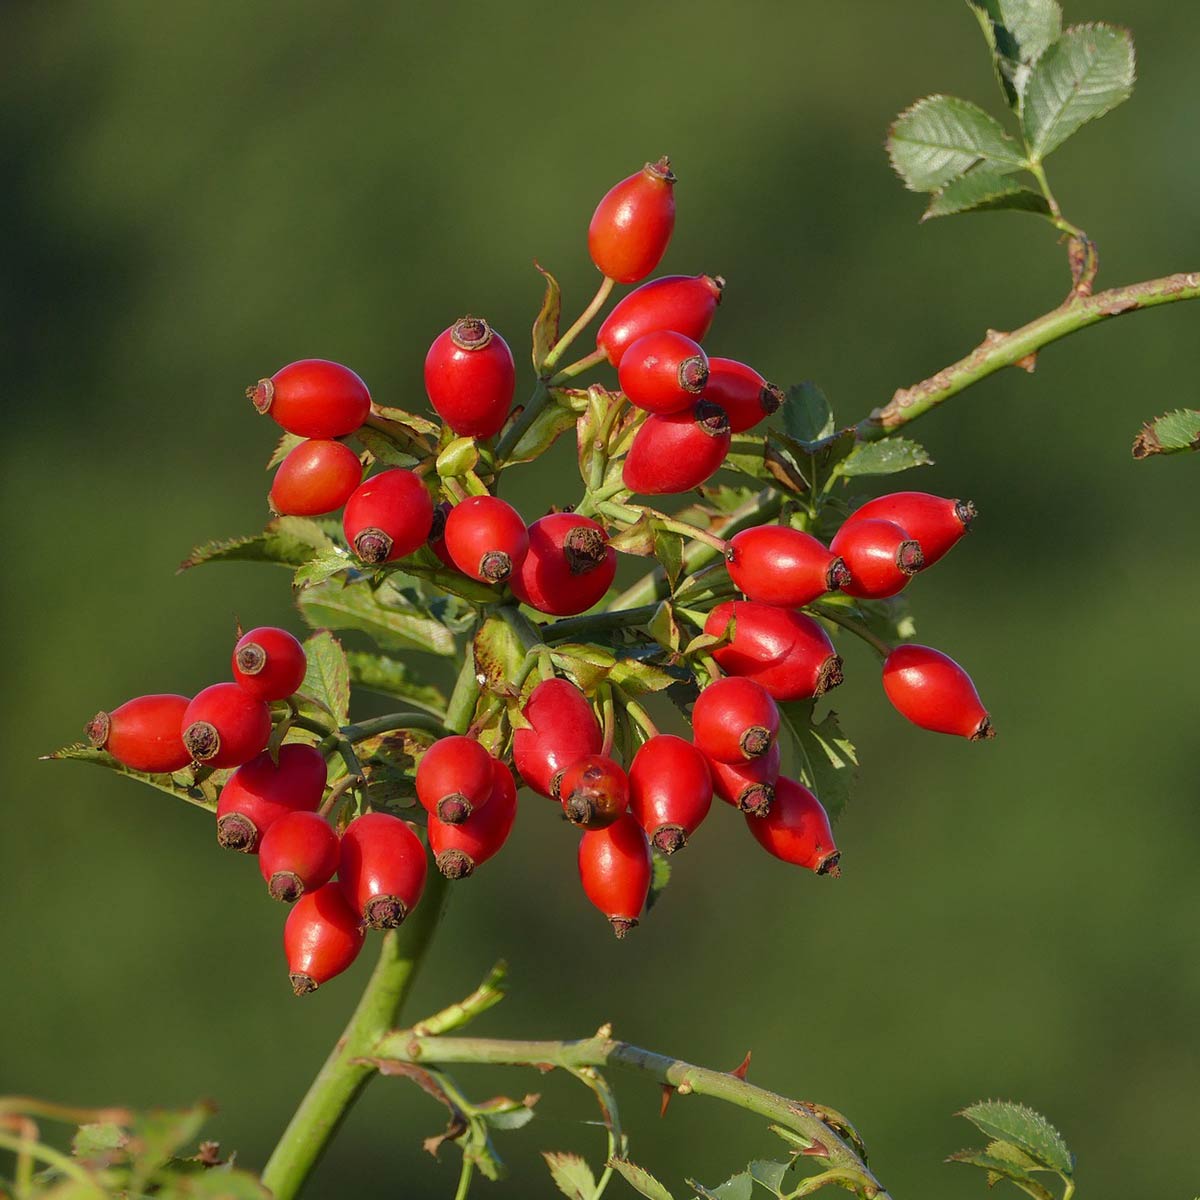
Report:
345,651,445,711
1132,409,1200,458
292,547,356,590
179,516,335,572
688,1173,752,1200
645,848,671,913
532,262,562,372
781,381,834,444
959,1101,1074,1175
506,395,581,466
436,436,480,478
654,529,684,588
355,424,420,468
748,1160,791,1194
1023,24,1135,160
127,1104,214,1190
369,404,440,439
607,513,657,557
299,631,351,727
968,0,1063,109
777,703,858,822
609,1158,675,1200
155,1166,274,1198
544,1151,598,1200
266,431,305,469
550,643,616,693
855,595,917,645
73,1122,128,1165
947,1149,1055,1200
839,437,933,477
473,615,528,696
647,601,683,654
923,167,1051,221
41,743,222,812
888,95,1026,192
297,578,456,656
610,657,678,697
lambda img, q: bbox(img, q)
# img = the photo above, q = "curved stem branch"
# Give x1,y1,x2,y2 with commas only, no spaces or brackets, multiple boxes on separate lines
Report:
538,604,660,644
543,276,615,374
813,606,892,659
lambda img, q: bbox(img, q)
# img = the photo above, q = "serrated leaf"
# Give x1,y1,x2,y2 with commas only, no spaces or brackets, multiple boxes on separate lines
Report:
550,643,616,693
688,1173,752,1200
1131,409,1200,458
297,578,455,656
73,1122,128,1165
355,424,420,468
533,262,562,372
544,1151,597,1200
292,547,356,589
888,95,1026,192
654,530,684,588
839,438,933,477
345,651,445,711
854,595,917,645
1023,23,1135,161
609,1158,675,1200
299,631,351,727
947,1150,1055,1200
42,744,222,812
266,431,305,469
959,1101,1073,1175
748,1159,791,1194
778,703,858,822
782,381,834,444
968,0,1063,109
179,516,335,572
128,1105,214,1190
924,167,1051,221
645,848,671,913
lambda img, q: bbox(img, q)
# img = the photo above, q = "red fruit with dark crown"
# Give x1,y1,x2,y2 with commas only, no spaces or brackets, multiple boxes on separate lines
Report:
85,694,192,774
182,682,272,769
269,439,363,516
338,812,428,930
727,526,850,608
845,491,977,567
429,759,518,879
830,518,924,599
588,157,677,284
882,644,994,740
691,676,779,764
259,811,340,903
232,626,308,702
443,495,529,584
617,330,709,415
705,601,843,701
560,754,629,830
416,735,495,824
512,678,603,799
745,776,840,875
596,274,725,367
708,740,781,816
424,317,516,439
510,513,616,616
342,468,435,565
623,400,731,495
628,735,712,853
215,742,327,853
702,357,784,434
578,813,653,938
284,883,365,996
249,359,370,439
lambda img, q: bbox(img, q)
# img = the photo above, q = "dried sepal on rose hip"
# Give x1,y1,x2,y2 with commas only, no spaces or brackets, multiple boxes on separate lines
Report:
578,812,653,939
510,513,616,617
628,735,712,854
86,694,192,774
284,882,366,996
338,811,427,930
424,317,516,439
249,359,370,440
215,742,326,853
182,682,272,769
342,468,435,565
429,760,518,880
882,644,994,740
232,626,307,702
588,156,677,284
596,273,724,367
443,495,529,584
702,357,784,433
745,777,840,875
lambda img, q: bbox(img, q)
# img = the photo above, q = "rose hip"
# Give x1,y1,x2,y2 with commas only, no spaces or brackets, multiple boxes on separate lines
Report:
510,514,616,617
708,741,781,816
86,694,192,774
182,682,272,768
429,760,518,879
249,359,370,440
844,491,976,567
727,526,850,608
622,400,731,495
415,735,495,824
578,813,653,938
618,330,709,415
269,439,362,516
596,274,725,367
284,883,365,996
339,811,428,930
628,735,712,853
588,157,677,284
745,777,840,875
830,518,924,600
259,811,340,903
215,743,327,853
691,676,779,763
424,317,516,439
560,754,629,830
342,468,435,565
512,679,603,799
232,626,307,702
702,358,784,434
443,495,529,584
882,644,994,739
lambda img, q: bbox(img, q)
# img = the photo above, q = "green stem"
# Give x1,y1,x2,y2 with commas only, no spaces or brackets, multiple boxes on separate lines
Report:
371,1033,891,1200
615,687,659,740
495,379,549,462
543,276,615,373
538,603,660,644
862,271,1200,437
0,1131,105,1194
445,649,484,733
548,346,609,385
454,1157,475,1200
412,961,508,1037
812,605,892,659
340,712,452,743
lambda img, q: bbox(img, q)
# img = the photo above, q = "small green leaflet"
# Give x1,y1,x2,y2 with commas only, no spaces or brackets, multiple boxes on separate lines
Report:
778,702,858,821
1131,409,1200,458
266,431,305,469
947,1149,1055,1200
297,578,456,656
688,1173,752,1200
300,631,351,727
608,1158,675,1200
645,848,671,912
958,1100,1074,1175
838,437,933,477
781,381,834,444
42,744,222,812
179,516,334,572
967,0,1063,110
923,167,1051,221
544,1151,597,1200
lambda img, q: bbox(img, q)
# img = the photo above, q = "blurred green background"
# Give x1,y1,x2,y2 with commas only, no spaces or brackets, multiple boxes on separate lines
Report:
3,2,1198,1197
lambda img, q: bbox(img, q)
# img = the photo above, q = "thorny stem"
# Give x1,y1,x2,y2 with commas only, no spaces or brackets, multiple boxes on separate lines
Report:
542,275,615,374
812,606,892,660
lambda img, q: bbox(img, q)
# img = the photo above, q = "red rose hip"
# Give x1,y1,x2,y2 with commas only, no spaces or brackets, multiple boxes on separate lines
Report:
424,317,516,439
746,777,840,875
269,439,362,516
215,742,327,853
708,741,781,816
588,157,677,284
560,754,629,830
284,883,366,995
343,468,435,565
830,518,924,599
443,495,529,584
628,735,712,853
232,626,308,702
86,694,192,774
182,682,272,768
339,812,428,929
845,491,976,567
623,400,731,495
882,644,994,740
259,811,340,902
691,676,779,763
512,678,603,799
618,330,709,415
578,813,653,938
510,514,616,616
727,526,850,608
415,735,495,824
249,359,370,439
702,358,784,434
596,274,725,367
429,760,518,879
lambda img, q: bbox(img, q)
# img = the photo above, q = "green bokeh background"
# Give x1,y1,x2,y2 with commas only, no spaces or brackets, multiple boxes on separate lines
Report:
3,2,1198,1196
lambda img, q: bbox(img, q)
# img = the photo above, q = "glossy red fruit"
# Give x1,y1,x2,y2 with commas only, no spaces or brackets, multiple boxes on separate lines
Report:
708,741,781,816
429,760,518,879
560,755,630,830
691,676,779,764
215,743,327,852
596,274,725,368
705,601,843,701
86,694,192,774
424,317,516,439
232,626,308,702
284,883,366,996
339,812,428,929
618,330,709,415
510,514,616,616
746,777,839,874
415,735,495,824
269,439,362,516
182,682,272,768
444,495,529,584
578,813,653,938
702,358,785,434
588,157,677,284
623,400,731,495
249,360,370,439
259,811,340,902
845,491,976,567
830,519,924,599
343,469,435,565
512,679,603,799
628,735,712,853
882,644,994,740
727,526,850,608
